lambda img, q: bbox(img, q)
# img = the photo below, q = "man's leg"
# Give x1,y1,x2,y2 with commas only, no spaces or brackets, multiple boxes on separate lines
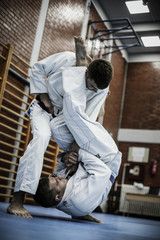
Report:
7,103,52,217
72,214,103,223
7,191,30,217
74,36,92,67
51,113,74,152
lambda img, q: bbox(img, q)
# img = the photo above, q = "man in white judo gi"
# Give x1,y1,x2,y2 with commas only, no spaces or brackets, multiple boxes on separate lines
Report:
34,72,122,223
7,37,114,217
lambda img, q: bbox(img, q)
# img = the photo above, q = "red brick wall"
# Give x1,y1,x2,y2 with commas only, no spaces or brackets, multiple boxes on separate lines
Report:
39,0,86,59
0,0,86,61
104,52,126,141
121,62,160,129
0,0,42,62
118,62,160,187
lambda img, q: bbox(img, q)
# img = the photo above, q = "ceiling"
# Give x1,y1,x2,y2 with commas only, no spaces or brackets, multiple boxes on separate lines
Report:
92,0,160,62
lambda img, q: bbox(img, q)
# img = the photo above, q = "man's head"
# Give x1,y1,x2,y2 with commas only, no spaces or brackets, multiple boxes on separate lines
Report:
33,176,67,207
86,59,113,92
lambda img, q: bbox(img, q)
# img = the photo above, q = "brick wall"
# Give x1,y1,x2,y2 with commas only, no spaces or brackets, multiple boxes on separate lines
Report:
0,0,42,62
118,62,160,187
104,51,126,141
39,0,86,59
121,62,160,129
0,0,86,61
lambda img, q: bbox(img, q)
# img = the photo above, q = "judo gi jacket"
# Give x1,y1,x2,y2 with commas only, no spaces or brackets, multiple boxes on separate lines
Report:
55,147,121,217
29,51,109,121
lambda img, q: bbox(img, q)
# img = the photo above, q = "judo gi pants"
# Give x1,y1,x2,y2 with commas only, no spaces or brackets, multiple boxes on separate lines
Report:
14,101,53,194
14,100,75,194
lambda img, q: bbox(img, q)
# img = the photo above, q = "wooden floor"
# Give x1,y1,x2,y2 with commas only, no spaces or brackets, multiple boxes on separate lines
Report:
0,202,160,240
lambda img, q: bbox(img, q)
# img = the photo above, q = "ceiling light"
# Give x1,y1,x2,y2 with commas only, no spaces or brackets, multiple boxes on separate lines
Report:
125,1,150,14
141,36,160,47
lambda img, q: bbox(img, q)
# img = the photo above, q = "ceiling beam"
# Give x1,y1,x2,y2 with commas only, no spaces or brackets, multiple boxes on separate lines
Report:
128,53,160,63
133,22,160,32
111,22,160,35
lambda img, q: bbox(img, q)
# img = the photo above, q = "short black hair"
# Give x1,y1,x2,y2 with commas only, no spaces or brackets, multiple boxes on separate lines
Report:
88,59,113,89
33,178,58,208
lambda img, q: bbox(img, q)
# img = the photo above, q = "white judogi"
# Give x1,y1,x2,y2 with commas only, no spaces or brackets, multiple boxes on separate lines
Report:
14,52,109,194
56,151,121,217
30,52,108,120
53,68,122,216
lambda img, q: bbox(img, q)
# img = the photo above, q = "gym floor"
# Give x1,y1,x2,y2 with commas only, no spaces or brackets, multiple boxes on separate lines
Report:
0,202,160,240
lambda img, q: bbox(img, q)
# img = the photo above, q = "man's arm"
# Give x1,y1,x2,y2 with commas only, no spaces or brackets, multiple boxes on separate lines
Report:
30,36,88,96
70,141,80,153
62,151,79,176
30,51,75,95
38,93,54,115
53,150,79,178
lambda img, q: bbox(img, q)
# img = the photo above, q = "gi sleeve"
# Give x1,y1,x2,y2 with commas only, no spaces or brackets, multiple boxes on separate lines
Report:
78,149,111,177
68,149,112,216
53,152,67,178
62,67,94,147
30,51,75,95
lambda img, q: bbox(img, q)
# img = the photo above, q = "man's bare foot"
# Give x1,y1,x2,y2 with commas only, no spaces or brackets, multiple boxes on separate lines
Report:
7,191,32,218
7,202,32,218
74,36,92,67
72,214,103,223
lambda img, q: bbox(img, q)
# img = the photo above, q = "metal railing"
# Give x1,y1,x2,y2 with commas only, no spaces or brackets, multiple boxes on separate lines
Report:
86,18,142,57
